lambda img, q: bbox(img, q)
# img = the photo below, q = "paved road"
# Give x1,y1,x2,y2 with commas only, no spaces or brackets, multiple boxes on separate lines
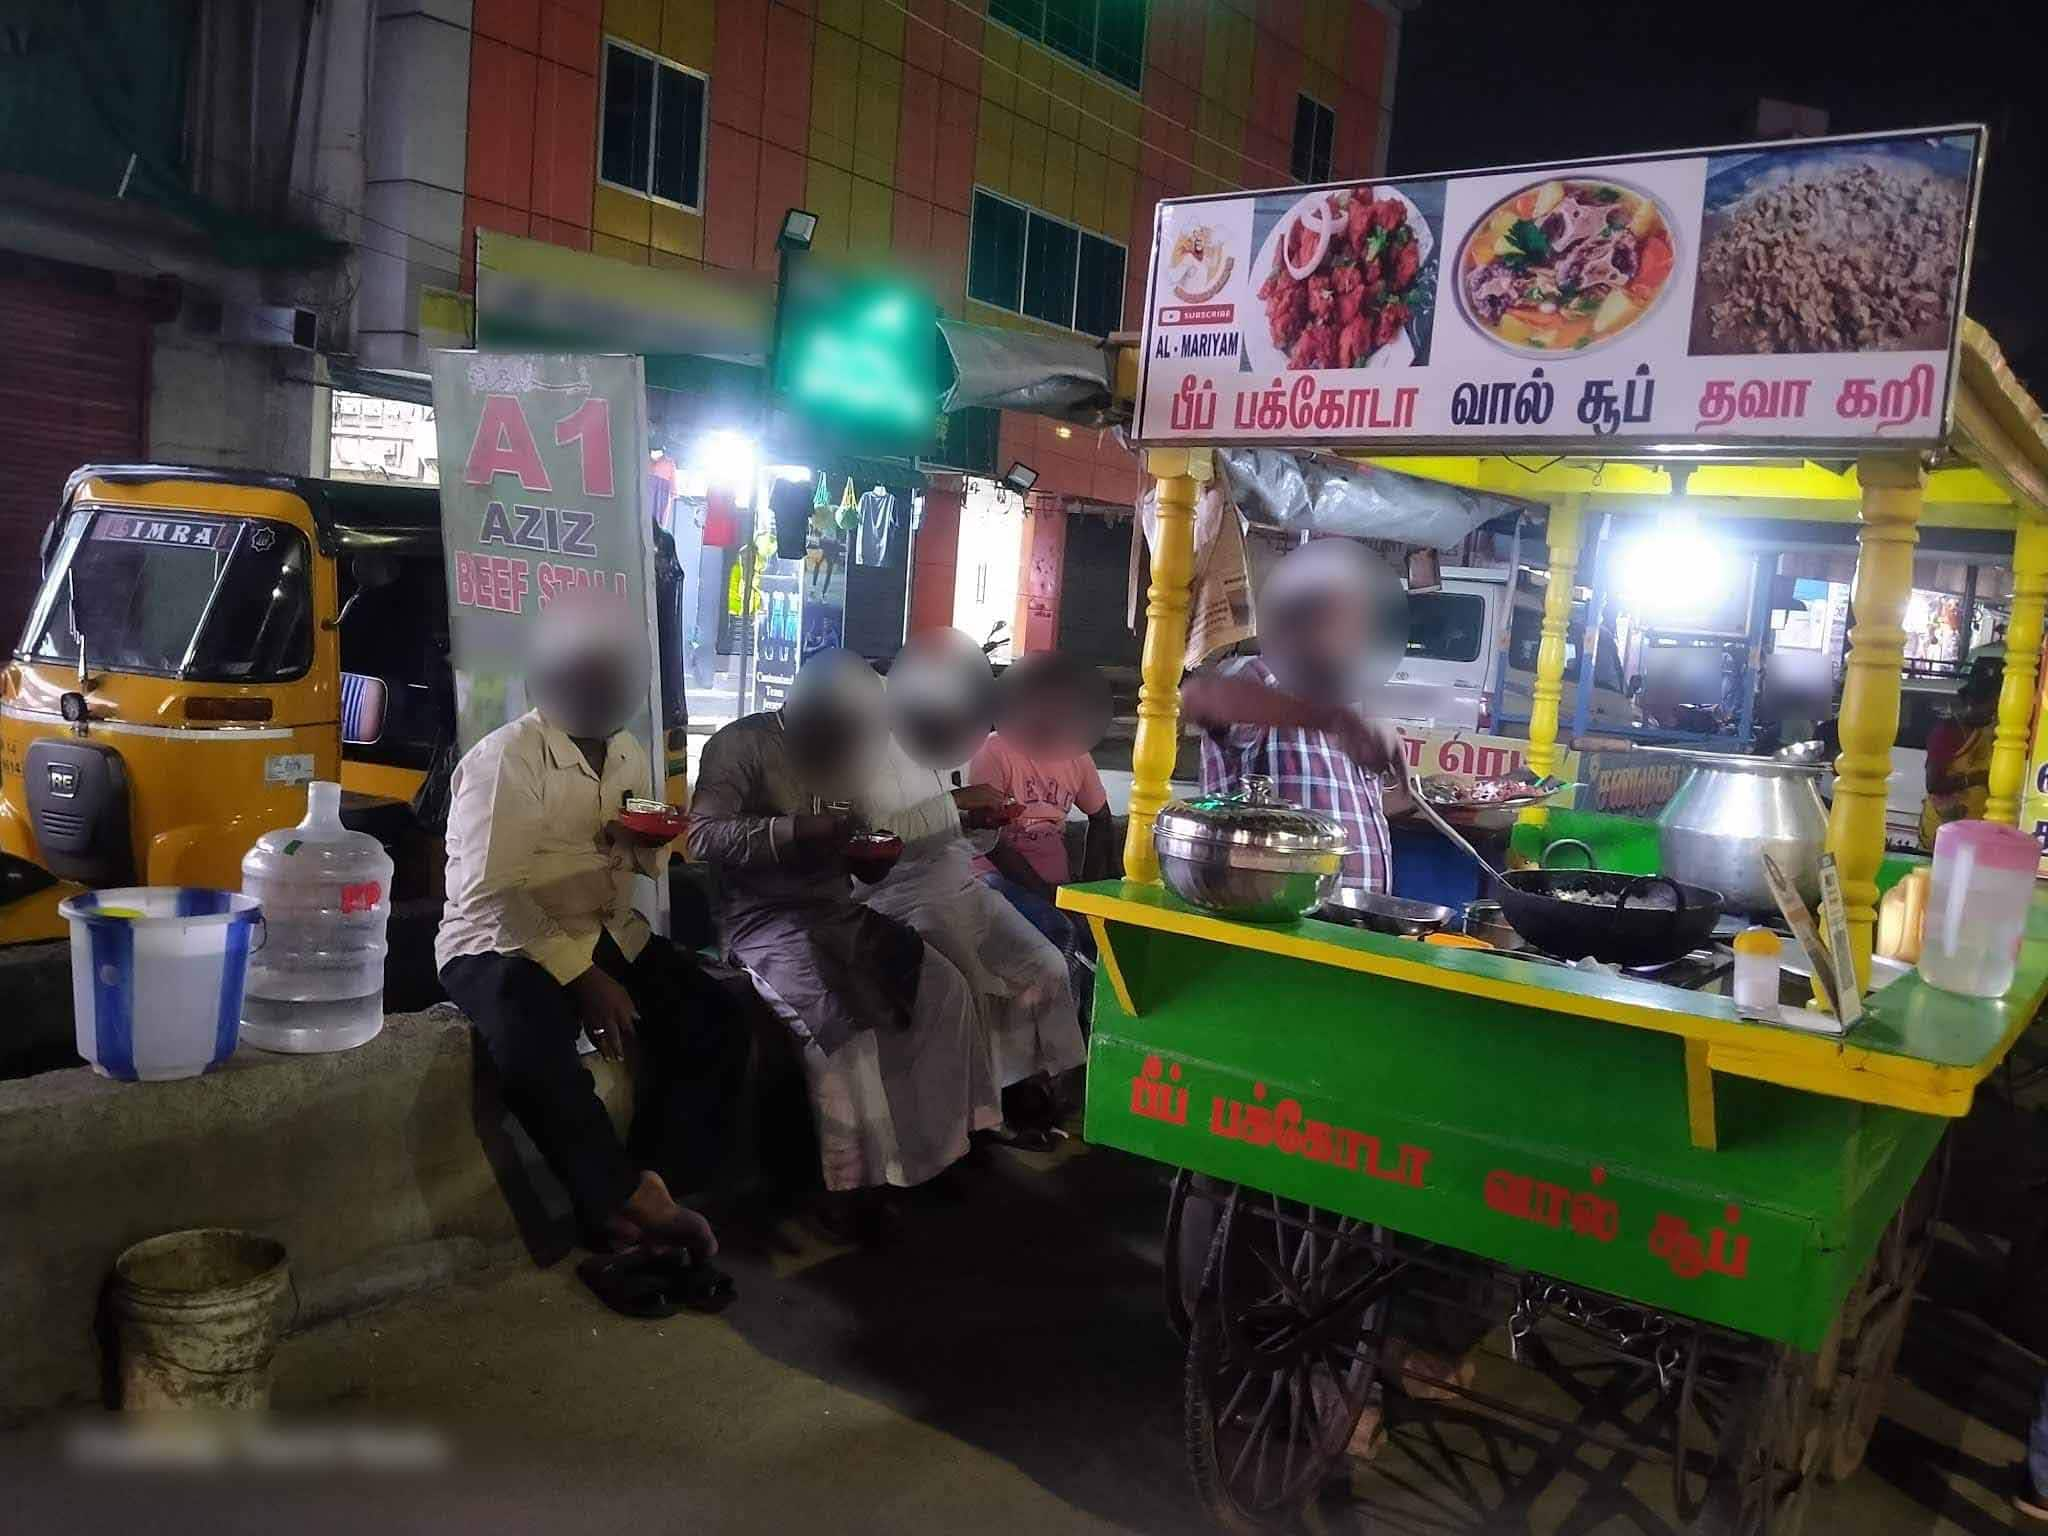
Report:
9,1139,2039,1534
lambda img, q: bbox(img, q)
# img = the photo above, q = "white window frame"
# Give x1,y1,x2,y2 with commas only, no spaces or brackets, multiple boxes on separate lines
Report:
597,36,711,215
970,186,1128,338
1291,91,1336,185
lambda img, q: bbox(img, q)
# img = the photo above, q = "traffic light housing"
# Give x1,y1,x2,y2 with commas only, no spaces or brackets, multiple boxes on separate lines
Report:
771,257,939,460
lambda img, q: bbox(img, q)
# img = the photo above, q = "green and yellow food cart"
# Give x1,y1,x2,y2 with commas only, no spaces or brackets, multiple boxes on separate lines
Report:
1064,128,2048,1531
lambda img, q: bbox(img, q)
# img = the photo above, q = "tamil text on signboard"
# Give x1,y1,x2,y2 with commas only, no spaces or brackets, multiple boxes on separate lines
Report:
1134,127,1984,453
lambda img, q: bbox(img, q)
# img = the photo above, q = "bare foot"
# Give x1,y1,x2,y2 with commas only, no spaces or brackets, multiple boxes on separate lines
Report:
1390,1345,1474,1403
618,1170,719,1261
1344,1400,1387,1462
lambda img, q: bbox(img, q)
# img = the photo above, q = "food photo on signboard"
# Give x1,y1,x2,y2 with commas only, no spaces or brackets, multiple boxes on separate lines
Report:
1454,175,1679,356
1688,131,1976,356
1135,124,1984,451
1247,180,1446,371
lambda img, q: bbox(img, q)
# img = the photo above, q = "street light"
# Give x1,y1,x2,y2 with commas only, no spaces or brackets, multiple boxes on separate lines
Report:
1003,461,1039,496
778,208,818,252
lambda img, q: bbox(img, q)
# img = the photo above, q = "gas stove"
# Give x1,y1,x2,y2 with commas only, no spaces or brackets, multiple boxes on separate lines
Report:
1493,941,1735,994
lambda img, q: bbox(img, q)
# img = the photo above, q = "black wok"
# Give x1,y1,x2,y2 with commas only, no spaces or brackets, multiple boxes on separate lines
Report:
1493,870,1724,968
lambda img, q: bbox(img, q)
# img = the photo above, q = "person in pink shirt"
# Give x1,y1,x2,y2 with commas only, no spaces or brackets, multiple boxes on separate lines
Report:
969,654,1117,955
968,660,1109,1093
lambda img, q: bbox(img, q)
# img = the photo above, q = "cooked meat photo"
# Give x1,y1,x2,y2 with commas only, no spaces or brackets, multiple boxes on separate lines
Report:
1455,178,1676,354
1256,187,1428,371
1692,161,1966,355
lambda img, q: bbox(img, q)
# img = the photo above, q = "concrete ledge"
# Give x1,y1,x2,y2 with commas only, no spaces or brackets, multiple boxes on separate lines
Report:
0,1011,626,1424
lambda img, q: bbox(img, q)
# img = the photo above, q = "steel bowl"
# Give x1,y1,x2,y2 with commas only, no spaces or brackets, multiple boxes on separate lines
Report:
1318,889,1456,936
1460,899,1524,950
1154,775,1353,923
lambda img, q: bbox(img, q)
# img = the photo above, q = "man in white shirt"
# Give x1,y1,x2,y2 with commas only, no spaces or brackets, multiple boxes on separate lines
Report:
437,608,739,1261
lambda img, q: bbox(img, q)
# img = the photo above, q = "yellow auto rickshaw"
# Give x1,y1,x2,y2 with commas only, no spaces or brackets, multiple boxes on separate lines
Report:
0,466,454,945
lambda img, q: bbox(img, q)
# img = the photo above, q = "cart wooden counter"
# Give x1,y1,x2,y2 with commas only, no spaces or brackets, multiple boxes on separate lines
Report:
1062,878,2048,1350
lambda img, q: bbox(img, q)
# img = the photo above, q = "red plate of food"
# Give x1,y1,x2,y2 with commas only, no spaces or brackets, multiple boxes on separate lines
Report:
619,797,690,841
963,797,1023,831
845,830,905,883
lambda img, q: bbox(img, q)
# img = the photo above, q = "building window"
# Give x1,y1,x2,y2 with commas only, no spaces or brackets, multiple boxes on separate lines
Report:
1291,94,1335,184
969,189,1127,336
599,39,707,210
987,0,1146,92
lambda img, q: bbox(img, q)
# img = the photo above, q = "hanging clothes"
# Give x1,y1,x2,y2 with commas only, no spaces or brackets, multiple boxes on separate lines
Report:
770,476,814,561
855,486,900,567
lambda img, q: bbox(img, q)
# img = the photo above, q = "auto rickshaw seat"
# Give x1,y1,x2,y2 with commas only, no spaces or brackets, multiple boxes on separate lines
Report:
339,789,416,848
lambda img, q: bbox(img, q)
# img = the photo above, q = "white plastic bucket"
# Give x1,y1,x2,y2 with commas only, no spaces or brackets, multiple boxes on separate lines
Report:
59,887,264,1081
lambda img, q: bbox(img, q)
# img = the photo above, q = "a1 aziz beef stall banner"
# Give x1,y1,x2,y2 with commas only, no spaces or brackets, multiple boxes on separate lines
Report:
429,352,660,766
1134,126,1985,452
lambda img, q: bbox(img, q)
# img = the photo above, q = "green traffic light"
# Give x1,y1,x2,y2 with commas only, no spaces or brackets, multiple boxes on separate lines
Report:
772,260,938,455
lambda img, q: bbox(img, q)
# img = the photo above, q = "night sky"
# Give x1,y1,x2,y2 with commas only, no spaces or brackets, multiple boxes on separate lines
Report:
1390,0,2045,392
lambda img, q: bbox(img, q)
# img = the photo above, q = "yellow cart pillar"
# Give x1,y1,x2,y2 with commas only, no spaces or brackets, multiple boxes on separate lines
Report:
1526,495,1585,779
1988,519,2048,824
1828,457,1924,990
1124,450,1206,884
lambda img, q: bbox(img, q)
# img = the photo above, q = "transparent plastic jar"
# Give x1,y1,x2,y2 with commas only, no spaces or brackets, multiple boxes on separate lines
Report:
238,781,393,1052
1921,819,2037,998
1731,926,1782,1012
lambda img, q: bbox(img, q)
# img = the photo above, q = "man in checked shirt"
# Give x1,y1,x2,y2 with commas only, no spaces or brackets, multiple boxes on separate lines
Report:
1184,537,1408,894
1180,537,1481,1435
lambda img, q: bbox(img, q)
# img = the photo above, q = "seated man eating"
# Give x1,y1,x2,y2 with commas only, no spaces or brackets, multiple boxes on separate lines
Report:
687,649,996,1224
437,604,739,1266
855,630,1087,1139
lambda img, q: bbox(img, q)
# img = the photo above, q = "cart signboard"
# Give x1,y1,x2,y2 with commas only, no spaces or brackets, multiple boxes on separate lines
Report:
1134,126,1985,454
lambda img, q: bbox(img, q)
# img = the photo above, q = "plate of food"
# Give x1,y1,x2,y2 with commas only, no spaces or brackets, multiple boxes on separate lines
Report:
1417,771,1568,807
962,796,1022,831
1456,177,1676,355
618,797,690,841
844,830,905,884
1249,184,1433,374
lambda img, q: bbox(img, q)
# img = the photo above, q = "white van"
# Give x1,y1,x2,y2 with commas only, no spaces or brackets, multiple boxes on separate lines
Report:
1390,567,1638,733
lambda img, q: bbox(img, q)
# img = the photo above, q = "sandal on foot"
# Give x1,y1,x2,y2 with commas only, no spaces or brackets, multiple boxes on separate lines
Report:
577,1251,680,1319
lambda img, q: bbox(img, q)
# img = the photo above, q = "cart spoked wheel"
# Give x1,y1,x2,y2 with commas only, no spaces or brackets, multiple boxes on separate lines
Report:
1183,1188,1401,1533
1163,1168,1195,1343
1674,1337,1821,1536
1820,1142,1944,1481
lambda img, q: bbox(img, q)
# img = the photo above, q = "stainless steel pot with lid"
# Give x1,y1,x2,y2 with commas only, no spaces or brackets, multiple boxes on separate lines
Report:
1154,775,1354,922
1645,747,1828,915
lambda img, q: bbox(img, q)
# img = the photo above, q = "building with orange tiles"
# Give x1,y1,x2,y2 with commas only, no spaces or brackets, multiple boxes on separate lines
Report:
357,0,1405,653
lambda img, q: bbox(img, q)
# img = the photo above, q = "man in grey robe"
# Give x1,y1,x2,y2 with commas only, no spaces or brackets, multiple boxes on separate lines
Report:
687,650,997,1203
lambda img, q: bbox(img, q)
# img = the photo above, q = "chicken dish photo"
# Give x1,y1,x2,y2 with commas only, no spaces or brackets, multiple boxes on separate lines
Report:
1458,178,1676,354
1253,185,1433,371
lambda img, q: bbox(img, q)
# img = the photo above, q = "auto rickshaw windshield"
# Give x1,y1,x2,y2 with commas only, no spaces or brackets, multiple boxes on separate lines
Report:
16,506,314,682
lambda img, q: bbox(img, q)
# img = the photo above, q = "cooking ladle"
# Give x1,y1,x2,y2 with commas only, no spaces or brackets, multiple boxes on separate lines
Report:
1403,769,1508,887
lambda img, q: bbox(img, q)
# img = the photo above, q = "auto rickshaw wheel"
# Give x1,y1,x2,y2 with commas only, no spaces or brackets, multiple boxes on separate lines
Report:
1183,1189,1397,1533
